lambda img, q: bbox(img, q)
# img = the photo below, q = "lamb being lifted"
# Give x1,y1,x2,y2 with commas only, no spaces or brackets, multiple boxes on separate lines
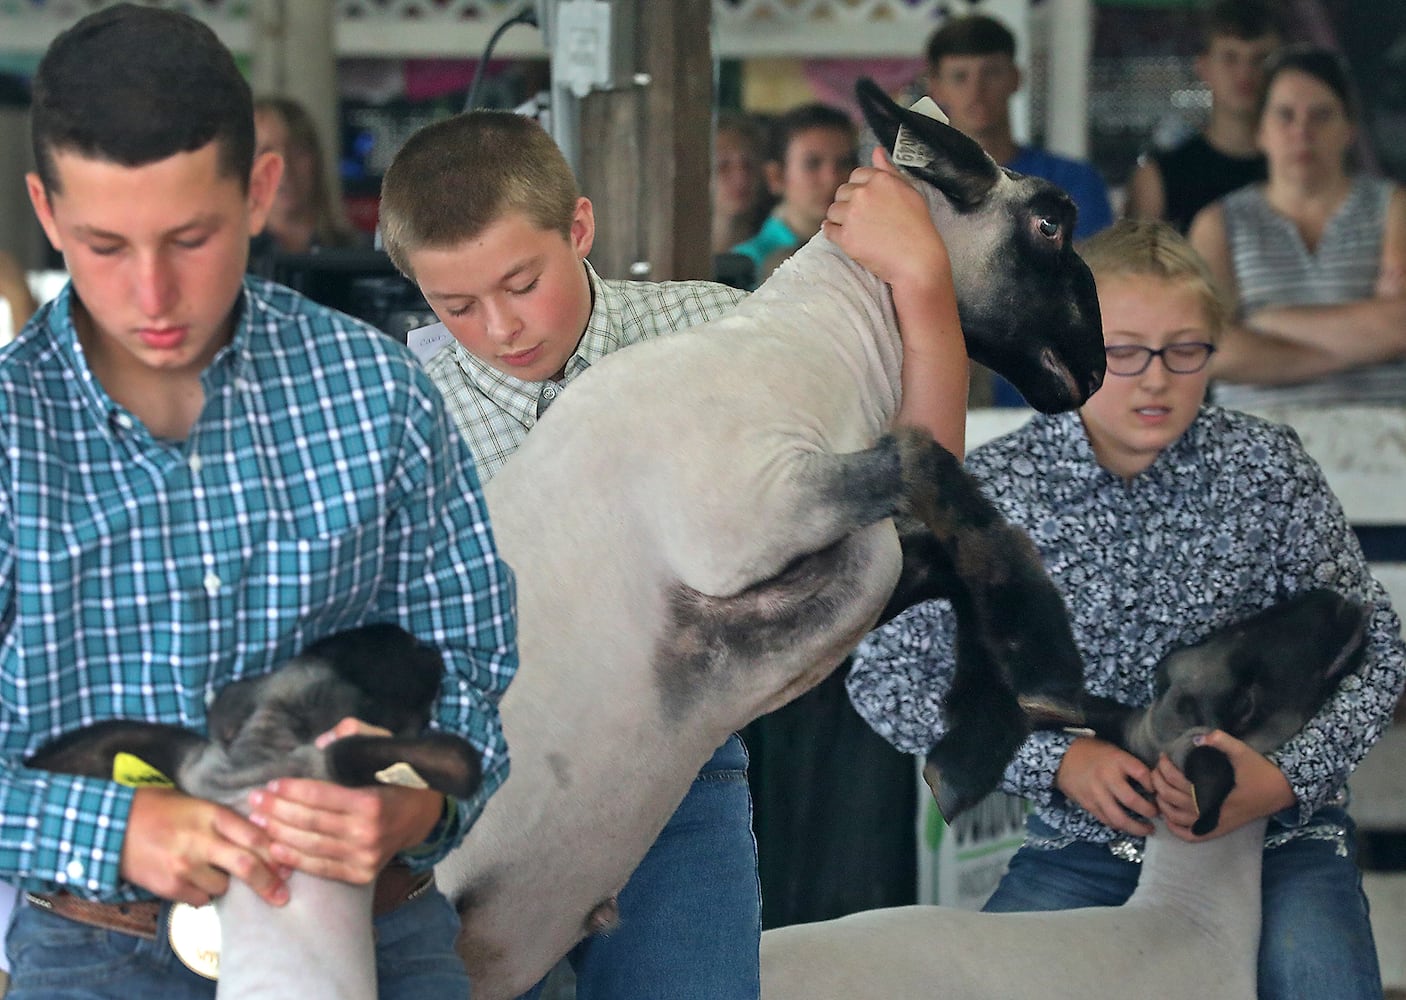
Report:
437,81,1108,998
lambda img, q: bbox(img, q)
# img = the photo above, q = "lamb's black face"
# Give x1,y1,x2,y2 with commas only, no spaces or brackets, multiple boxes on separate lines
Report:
854,78,1106,415
1148,590,1367,750
952,177,1106,414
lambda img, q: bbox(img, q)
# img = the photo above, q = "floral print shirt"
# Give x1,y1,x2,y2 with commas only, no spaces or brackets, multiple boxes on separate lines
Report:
847,406,1406,849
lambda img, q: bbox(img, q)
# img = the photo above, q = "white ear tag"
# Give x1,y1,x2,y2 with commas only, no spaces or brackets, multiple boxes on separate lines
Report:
376,761,431,789
892,96,948,170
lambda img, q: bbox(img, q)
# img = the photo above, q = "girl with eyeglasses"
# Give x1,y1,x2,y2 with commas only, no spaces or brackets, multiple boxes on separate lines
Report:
1188,45,1406,409
848,218,1405,1000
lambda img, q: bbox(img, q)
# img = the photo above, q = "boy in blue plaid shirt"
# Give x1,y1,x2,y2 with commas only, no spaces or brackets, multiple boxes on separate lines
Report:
0,6,516,997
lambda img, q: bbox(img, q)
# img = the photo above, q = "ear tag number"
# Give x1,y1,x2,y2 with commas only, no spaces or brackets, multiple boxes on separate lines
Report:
112,752,175,788
892,96,948,170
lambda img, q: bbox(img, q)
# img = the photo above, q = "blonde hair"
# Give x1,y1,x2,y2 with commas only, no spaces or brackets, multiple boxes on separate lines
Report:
379,111,579,279
1076,219,1226,340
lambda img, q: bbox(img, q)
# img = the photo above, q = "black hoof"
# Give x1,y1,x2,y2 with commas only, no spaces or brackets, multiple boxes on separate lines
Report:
922,758,986,822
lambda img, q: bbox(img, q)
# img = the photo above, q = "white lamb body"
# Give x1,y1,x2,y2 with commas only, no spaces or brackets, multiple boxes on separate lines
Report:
759,818,1265,1000
437,83,1109,997
439,236,910,998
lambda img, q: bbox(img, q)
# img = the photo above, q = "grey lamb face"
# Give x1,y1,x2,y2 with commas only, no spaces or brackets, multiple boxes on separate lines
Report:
1148,589,1369,755
854,79,1105,415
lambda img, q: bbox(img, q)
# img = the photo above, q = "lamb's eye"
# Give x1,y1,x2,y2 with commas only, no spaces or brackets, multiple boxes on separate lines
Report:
1036,217,1061,240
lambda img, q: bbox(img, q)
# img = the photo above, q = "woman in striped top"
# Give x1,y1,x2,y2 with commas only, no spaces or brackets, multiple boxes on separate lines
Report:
1188,45,1406,409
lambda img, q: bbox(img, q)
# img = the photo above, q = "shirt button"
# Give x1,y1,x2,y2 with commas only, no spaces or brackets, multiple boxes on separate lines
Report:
542,384,558,400
115,414,134,430
188,455,203,474
65,859,84,880
203,572,222,596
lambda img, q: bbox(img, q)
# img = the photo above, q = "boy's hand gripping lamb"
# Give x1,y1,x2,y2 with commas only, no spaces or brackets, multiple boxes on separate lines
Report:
25,625,480,1000
438,80,1106,999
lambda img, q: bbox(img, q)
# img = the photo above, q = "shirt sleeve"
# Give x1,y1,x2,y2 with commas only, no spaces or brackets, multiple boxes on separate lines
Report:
0,454,138,897
847,599,960,756
1263,432,1406,824
379,361,517,862
1070,163,1115,240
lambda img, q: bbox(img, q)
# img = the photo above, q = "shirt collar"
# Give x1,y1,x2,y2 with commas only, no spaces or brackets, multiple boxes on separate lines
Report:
1025,407,1212,499
43,278,250,432
444,259,620,428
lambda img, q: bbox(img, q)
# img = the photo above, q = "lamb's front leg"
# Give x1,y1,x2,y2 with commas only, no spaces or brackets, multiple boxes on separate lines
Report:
920,604,1029,821
892,428,1085,715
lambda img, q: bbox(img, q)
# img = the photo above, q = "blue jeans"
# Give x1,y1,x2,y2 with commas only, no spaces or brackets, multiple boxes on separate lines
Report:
521,733,761,1000
984,808,1382,1000
4,882,468,999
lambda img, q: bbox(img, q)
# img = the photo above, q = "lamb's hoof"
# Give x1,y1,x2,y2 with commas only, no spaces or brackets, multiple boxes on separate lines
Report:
1018,693,1086,732
922,760,977,822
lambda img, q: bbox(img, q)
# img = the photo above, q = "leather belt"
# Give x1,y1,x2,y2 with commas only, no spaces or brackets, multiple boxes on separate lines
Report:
26,863,434,941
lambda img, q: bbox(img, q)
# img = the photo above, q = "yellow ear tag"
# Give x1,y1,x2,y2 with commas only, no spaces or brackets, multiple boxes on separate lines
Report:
112,752,175,788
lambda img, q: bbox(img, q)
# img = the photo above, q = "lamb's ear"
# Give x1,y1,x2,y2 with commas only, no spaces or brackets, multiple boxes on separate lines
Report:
26,719,207,783
1183,744,1237,836
854,77,1001,210
326,732,482,800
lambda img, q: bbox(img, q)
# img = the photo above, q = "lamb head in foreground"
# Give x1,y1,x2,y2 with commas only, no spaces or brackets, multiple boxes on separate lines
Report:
1081,587,1369,835
760,589,1370,1000
26,624,481,1000
438,79,1105,999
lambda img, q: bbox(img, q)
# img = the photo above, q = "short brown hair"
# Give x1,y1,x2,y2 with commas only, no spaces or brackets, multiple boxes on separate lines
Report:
925,15,1017,69
31,3,254,194
379,111,579,279
1077,219,1226,340
1202,0,1283,51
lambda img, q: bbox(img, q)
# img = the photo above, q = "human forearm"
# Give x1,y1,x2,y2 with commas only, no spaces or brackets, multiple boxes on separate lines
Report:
1210,322,1358,384
999,731,1076,808
1245,298,1406,365
823,148,969,456
891,273,968,458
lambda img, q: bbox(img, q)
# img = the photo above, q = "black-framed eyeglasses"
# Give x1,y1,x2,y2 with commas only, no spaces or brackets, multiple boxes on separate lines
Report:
1104,342,1217,377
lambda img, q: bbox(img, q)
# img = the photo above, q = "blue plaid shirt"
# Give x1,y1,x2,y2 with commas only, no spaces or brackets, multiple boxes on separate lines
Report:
0,276,516,899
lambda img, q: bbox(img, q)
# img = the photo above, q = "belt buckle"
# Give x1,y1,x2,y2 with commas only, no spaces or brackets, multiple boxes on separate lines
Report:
167,901,221,980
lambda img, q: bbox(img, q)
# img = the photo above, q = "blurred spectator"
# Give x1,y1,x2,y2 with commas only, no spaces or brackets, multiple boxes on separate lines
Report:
0,250,36,340
713,111,772,255
1125,0,1283,233
732,103,857,286
924,14,1113,241
1189,45,1406,408
252,96,365,255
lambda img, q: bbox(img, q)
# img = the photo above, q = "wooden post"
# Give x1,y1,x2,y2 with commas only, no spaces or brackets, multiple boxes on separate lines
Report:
576,1,713,282
248,0,344,217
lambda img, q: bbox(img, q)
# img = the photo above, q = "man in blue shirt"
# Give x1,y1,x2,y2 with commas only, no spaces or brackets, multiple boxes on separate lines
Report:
924,14,1114,406
2,6,516,997
924,14,1114,242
